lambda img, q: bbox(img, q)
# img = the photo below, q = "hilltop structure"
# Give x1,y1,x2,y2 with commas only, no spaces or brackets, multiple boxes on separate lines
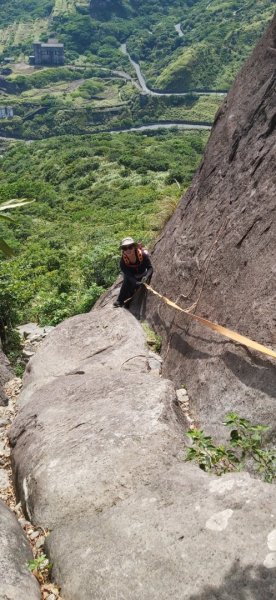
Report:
29,39,64,66
0,106,13,118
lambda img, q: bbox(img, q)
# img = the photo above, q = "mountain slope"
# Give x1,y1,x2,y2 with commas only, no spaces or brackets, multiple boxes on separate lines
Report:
0,0,274,91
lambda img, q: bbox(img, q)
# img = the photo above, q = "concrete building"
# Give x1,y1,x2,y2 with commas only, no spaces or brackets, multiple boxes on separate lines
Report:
0,107,13,119
30,39,64,66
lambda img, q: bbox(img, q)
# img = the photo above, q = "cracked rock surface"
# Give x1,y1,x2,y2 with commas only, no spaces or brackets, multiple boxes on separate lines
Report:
8,300,276,600
0,499,41,600
0,380,40,600
0,379,41,600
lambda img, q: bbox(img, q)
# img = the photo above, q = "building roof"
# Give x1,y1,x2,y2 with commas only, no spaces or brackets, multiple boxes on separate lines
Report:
40,43,64,48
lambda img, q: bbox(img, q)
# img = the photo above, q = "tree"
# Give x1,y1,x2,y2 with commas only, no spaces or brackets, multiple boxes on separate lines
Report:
90,0,131,20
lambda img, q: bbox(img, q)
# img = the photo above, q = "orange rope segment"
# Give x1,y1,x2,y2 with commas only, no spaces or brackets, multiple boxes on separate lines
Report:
145,284,276,360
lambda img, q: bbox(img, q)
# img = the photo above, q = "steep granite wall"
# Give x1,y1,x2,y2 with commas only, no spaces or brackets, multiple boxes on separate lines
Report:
146,15,276,439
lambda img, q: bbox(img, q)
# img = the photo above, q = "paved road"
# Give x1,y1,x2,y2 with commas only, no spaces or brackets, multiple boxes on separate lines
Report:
120,43,226,98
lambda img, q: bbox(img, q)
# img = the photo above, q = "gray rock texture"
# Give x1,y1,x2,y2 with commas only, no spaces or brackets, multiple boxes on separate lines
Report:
17,323,54,340
0,499,40,600
9,301,276,600
0,344,12,407
10,307,179,528
146,15,276,440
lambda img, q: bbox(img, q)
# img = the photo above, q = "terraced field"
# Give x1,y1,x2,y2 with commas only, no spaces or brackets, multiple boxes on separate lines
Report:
52,0,77,17
0,18,48,53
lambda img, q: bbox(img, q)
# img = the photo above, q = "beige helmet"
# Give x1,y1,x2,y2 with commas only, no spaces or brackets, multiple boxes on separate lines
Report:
121,237,135,248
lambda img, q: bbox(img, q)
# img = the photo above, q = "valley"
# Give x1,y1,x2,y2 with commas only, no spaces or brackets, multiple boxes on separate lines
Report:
0,0,274,363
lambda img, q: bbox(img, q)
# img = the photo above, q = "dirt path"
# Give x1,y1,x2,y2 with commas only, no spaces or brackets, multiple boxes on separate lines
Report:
66,78,85,92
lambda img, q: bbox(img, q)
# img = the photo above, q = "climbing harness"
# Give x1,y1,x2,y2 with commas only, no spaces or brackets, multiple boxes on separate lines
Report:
144,284,276,360
122,245,143,266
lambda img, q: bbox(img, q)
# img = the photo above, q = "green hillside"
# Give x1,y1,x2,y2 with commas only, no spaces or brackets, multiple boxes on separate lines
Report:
0,130,207,333
0,0,273,140
0,0,274,365
124,0,274,91
0,0,274,89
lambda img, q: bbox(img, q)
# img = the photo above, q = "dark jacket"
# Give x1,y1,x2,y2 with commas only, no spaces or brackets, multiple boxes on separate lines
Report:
120,250,153,286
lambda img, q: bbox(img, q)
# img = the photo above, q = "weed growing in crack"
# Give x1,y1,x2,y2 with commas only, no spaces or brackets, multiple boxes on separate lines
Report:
185,412,276,483
27,553,52,584
142,321,162,353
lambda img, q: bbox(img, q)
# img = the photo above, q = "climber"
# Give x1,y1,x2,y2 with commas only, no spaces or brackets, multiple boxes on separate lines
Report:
113,237,153,308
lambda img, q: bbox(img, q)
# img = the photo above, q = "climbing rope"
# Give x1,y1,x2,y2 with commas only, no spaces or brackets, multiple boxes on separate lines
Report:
144,284,276,360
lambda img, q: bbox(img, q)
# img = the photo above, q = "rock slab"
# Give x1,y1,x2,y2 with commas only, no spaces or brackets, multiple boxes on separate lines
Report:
9,301,276,600
0,499,40,600
6,15,276,600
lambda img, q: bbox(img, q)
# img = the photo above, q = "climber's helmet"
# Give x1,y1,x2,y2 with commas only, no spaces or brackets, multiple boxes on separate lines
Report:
121,237,135,250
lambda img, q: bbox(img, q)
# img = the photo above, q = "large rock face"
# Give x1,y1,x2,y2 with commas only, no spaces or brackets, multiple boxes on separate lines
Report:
146,15,276,440
9,297,276,599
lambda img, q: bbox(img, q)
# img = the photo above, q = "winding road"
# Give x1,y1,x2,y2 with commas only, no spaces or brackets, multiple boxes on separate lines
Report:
0,119,211,144
120,43,226,97
0,39,226,143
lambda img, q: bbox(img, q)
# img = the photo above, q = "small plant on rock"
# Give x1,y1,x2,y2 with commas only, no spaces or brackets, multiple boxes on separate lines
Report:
142,321,162,353
185,413,275,483
185,428,239,476
27,553,52,583
223,412,276,483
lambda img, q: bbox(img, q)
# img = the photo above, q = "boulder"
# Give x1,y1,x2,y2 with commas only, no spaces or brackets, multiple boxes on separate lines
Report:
17,322,54,341
0,499,40,600
9,302,276,599
10,307,179,527
146,15,276,440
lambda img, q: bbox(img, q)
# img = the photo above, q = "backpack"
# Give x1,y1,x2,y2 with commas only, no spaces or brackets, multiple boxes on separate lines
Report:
122,241,147,266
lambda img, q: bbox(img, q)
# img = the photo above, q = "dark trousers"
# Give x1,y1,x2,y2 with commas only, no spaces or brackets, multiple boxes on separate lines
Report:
117,273,152,305
117,278,137,304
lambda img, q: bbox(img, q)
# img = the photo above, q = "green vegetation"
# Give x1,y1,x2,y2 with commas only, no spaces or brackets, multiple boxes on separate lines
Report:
27,553,52,582
0,0,54,28
0,78,218,139
153,95,223,123
186,413,276,483
142,321,162,353
0,198,35,256
0,198,35,369
0,0,273,345
0,129,207,328
0,0,273,138
0,1,274,91
126,0,274,91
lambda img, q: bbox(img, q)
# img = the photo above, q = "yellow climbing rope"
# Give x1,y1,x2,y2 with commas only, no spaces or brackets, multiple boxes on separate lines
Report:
145,284,276,360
